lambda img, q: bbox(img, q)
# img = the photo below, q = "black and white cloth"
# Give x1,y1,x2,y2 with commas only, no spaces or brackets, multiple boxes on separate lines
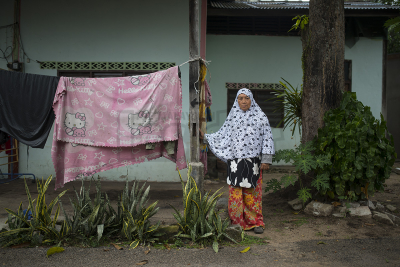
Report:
227,157,261,188
204,88,275,188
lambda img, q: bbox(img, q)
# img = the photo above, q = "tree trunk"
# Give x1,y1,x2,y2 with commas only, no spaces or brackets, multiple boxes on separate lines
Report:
302,0,345,145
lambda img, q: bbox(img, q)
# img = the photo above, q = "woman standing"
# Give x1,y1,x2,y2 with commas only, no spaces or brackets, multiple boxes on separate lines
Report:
200,88,274,234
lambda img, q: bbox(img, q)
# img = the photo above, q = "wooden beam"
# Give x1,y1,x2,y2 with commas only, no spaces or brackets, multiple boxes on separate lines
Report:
200,0,207,59
189,0,200,163
382,39,388,123
207,8,398,18
207,8,308,17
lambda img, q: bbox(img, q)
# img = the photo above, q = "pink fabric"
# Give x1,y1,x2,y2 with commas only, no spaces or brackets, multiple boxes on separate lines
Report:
52,66,187,189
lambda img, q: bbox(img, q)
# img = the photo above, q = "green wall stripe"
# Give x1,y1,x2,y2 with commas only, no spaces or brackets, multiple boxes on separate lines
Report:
40,61,175,70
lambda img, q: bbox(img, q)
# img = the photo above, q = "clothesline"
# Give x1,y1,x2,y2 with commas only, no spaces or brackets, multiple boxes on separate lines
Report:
179,57,211,94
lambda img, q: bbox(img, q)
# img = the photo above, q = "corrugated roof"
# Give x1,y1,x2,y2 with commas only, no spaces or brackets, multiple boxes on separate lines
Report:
210,1,400,10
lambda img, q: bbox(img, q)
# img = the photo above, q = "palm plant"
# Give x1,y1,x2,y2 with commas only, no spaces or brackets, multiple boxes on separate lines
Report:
268,78,302,136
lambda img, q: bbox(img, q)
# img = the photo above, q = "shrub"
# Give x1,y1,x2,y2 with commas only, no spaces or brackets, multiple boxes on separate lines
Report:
265,141,331,203
0,176,67,247
314,92,396,200
171,166,238,253
59,178,119,243
120,181,162,249
266,92,397,202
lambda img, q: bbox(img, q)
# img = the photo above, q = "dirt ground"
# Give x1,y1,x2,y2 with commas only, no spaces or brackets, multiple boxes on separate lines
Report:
1,163,400,245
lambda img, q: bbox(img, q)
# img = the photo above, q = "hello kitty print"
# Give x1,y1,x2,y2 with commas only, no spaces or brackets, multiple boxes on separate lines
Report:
64,112,86,137
52,66,186,189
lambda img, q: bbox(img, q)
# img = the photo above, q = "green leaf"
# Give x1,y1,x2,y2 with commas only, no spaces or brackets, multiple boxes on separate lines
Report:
130,239,140,249
240,247,251,253
212,241,219,253
311,173,330,191
97,224,104,241
47,247,65,258
280,174,298,187
297,188,312,203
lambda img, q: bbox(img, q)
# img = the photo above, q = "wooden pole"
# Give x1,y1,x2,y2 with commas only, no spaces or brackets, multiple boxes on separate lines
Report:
189,0,204,192
189,0,200,163
382,39,387,122
8,0,20,176
200,0,207,60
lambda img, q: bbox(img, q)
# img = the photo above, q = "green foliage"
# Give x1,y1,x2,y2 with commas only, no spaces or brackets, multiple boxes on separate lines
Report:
59,178,118,242
266,142,332,202
385,16,400,53
266,92,396,202
314,92,396,201
171,166,238,253
267,78,302,136
1,176,162,249
297,187,312,204
0,176,67,247
121,182,162,249
289,15,309,32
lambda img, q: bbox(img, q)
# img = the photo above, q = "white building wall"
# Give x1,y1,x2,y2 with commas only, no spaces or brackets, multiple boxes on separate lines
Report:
0,2,384,182
1,0,191,183
206,35,383,153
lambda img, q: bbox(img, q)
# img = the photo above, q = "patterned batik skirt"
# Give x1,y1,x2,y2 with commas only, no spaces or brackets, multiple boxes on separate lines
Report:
228,173,264,230
227,157,261,188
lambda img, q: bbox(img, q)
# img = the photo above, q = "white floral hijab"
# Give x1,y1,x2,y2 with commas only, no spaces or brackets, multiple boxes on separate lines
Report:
205,88,275,163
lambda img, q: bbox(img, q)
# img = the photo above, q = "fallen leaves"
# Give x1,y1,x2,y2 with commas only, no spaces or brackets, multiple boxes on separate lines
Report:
332,202,341,207
317,241,326,245
163,244,171,250
144,249,151,255
240,247,251,253
111,243,123,250
46,247,65,258
135,260,148,265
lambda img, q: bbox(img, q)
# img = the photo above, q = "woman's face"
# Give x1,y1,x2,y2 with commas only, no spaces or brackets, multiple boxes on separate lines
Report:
237,93,251,111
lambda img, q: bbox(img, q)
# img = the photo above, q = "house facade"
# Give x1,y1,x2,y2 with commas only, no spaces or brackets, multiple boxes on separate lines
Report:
0,0,398,183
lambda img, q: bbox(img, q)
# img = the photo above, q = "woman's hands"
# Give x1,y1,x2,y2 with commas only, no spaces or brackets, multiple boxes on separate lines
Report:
260,163,270,171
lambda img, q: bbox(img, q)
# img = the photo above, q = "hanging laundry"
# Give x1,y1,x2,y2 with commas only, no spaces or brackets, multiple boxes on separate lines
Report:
52,66,187,189
205,80,212,108
198,64,212,175
0,70,59,148
0,132,11,155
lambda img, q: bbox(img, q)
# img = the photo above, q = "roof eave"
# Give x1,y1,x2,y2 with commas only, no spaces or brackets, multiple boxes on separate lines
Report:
208,7,399,17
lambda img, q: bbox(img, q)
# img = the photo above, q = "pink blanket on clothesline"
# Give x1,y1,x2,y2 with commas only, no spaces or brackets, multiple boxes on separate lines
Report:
51,66,187,189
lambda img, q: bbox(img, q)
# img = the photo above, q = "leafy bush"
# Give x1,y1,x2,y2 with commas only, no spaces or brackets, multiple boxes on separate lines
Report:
59,178,118,243
1,176,162,248
314,92,396,200
0,176,67,247
266,92,397,202
171,167,237,253
120,181,162,249
265,142,331,203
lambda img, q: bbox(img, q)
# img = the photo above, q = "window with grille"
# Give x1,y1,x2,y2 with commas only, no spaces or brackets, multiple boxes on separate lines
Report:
226,85,284,128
